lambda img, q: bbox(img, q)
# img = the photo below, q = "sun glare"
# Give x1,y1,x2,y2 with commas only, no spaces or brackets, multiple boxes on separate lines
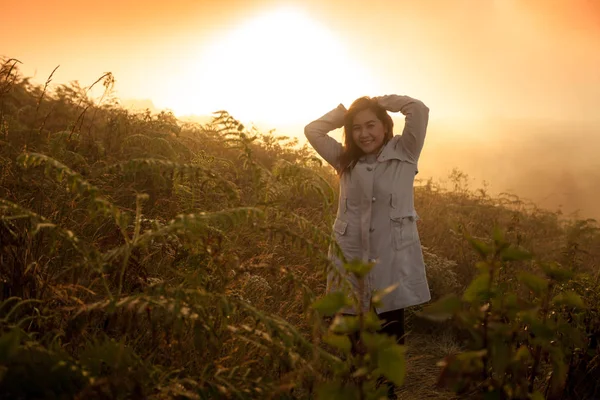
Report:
165,7,380,125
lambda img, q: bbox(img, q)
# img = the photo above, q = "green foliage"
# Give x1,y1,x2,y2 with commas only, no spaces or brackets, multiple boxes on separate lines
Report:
1,57,599,399
312,262,406,400
421,227,600,399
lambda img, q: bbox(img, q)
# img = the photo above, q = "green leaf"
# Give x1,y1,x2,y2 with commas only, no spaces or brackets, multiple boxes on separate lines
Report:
316,383,359,400
330,314,360,335
490,339,510,375
521,313,554,341
517,272,548,296
541,262,574,282
501,245,532,261
312,292,348,316
362,331,396,352
419,295,461,322
529,391,545,400
492,226,505,246
514,345,532,363
475,261,490,274
0,329,20,361
378,344,406,386
463,273,491,302
364,311,383,331
344,259,374,279
548,347,567,396
322,333,352,353
552,291,585,309
467,236,492,258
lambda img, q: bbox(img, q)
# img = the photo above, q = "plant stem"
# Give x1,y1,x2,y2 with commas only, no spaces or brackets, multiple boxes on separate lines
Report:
529,282,554,392
482,257,496,380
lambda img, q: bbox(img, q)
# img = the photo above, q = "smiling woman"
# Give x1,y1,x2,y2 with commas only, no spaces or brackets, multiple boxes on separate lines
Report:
165,7,380,125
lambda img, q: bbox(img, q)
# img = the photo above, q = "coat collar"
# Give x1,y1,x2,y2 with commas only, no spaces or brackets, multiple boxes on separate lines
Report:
377,136,405,162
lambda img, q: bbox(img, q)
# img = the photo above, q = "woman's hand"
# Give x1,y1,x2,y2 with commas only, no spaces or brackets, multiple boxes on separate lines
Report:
373,95,403,113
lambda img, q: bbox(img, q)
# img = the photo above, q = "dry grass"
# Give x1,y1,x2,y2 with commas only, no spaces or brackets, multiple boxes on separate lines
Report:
1,58,599,398
395,333,462,400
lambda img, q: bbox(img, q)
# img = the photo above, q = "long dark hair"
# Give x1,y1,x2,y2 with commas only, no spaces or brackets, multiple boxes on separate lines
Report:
338,96,394,174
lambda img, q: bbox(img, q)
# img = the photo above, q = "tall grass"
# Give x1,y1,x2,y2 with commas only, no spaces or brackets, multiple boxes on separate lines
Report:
0,57,598,399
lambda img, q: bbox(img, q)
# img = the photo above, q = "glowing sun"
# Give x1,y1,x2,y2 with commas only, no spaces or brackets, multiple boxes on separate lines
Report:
166,7,380,126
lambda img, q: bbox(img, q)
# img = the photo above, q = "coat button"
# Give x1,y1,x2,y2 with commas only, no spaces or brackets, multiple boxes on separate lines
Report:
366,166,373,171
369,227,375,232
372,197,376,202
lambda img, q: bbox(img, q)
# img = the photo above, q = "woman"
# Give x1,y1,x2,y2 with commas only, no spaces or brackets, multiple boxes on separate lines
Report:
304,94,431,345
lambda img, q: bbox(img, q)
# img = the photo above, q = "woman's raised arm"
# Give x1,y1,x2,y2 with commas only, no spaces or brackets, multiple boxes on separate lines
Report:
375,95,429,164
304,103,346,170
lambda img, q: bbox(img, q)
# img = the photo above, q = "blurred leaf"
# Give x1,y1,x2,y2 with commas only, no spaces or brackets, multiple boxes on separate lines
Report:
364,311,383,331
475,261,490,274
541,262,573,282
330,314,360,335
0,329,20,361
312,292,348,317
344,259,374,279
362,331,396,352
463,273,491,302
552,291,585,309
378,345,406,386
548,346,568,397
514,345,532,363
466,236,492,258
492,226,505,246
419,295,461,322
517,272,548,296
316,382,359,400
501,246,532,262
521,312,554,341
529,391,545,400
490,339,510,375
322,333,352,353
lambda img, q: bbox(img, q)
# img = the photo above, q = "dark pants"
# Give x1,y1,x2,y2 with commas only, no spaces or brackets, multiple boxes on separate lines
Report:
345,308,405,354
343,309,404,399
378,308,405,345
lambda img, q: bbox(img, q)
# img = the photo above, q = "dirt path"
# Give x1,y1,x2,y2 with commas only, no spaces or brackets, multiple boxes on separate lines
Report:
395,333,461,400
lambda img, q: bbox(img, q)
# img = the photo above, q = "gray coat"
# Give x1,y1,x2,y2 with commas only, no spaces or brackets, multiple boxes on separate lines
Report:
304,95,431,313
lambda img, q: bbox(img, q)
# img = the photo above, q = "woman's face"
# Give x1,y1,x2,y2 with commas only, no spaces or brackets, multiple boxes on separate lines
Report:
351,108,386,155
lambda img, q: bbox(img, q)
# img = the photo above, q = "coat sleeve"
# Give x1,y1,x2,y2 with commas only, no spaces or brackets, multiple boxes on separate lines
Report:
304,104,346,170
376,95,429,164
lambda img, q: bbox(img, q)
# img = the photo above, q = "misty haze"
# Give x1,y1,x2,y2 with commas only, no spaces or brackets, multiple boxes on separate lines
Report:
1,0,599,399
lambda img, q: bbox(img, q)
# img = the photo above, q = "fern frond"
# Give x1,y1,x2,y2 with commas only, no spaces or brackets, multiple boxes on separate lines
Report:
0,198,89,258
17,152,127,231
138,207,263,246
101,158,241,202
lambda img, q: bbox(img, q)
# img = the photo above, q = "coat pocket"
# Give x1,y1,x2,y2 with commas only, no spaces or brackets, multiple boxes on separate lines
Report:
333,218,348,236
390,212,418,251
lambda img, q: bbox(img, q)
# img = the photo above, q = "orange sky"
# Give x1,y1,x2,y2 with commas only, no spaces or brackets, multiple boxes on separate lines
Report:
2,0,600,217
3,0,600,127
